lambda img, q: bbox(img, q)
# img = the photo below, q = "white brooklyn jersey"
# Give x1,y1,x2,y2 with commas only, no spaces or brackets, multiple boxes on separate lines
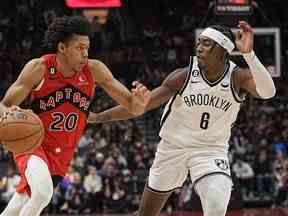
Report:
159,56,244,152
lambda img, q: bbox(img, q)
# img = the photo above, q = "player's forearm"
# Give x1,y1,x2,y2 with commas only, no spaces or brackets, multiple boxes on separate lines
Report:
243,51,276,99
126,96,147,116
88,106,138,124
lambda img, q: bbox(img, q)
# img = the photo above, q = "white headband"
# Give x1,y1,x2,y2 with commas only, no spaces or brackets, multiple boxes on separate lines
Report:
200,27,235,54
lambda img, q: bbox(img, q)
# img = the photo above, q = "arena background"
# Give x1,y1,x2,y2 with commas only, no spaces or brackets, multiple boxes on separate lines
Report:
0,0,287,215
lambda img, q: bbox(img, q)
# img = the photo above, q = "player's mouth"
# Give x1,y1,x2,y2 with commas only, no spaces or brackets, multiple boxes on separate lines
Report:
197,55,205,61
196,52,202,57
79,61,87,67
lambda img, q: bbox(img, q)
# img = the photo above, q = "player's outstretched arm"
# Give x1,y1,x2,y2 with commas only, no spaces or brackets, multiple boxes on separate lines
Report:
88,68,187,123
89,59,150,115
0,58,45,116
235,20,276,99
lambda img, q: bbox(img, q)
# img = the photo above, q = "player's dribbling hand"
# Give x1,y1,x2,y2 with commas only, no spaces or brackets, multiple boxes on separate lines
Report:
0,106,21,123
235,20,254,54
131,81,151,115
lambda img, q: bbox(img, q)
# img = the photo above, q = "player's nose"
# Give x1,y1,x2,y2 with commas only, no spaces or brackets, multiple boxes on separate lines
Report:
196,44,203,54
82,49,88,58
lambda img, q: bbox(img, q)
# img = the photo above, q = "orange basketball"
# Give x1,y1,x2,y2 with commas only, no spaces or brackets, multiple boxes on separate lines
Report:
0,109,44,154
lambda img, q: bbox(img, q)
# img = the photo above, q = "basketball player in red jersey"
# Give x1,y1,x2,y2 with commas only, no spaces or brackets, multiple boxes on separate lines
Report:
0,16,150,216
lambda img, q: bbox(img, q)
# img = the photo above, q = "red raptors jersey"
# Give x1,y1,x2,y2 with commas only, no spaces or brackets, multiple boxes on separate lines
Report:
29,54,94,175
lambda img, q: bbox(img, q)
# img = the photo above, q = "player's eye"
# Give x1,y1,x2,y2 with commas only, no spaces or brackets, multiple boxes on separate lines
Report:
203,40,212,47
77,46,89,51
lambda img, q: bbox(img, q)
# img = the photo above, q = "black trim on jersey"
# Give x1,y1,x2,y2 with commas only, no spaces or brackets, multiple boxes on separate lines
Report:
199,61,230,87
160,93,178,128
30,84,92,116
146,183,182,194
179,56,193,95
193,172,232,192
230,66,245,103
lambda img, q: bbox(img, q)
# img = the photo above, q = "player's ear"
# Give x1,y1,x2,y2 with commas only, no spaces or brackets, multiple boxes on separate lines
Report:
57,42,65,54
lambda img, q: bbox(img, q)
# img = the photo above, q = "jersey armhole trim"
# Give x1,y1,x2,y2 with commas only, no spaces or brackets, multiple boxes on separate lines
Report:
160,93,178,128
230,66,245,103
179,56,193,96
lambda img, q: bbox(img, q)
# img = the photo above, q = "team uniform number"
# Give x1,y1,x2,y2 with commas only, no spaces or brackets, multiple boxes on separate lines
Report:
200,112,210,129
50,112,78,131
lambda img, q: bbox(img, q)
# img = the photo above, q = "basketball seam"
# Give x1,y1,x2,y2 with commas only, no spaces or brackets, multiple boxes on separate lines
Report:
0,121,40,130
1,128,42,142
15,129,43,154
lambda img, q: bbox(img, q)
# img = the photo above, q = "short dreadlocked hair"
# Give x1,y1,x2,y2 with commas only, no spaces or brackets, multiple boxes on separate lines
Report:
43,15,91,52
208,25,235,48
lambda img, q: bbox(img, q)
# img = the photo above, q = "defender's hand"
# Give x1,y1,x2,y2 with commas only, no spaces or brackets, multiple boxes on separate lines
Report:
131,81,151,115
235,21,254,54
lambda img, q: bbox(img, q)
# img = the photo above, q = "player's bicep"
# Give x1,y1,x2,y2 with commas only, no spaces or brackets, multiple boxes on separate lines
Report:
90,60,131,107
1,59,44,106
146,86,174,111
146,68,188,111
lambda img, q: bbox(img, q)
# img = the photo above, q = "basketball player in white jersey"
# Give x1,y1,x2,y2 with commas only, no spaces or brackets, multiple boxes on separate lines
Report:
88,21,276,216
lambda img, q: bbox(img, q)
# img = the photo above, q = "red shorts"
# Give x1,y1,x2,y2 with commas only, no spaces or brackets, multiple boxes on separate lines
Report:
14,144,74,194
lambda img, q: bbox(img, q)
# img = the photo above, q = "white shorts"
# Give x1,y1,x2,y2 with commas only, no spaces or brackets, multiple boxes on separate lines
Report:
147,139,231,192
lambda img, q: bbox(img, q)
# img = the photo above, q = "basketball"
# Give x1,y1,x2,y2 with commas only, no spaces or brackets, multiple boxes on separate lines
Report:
0,109,44,154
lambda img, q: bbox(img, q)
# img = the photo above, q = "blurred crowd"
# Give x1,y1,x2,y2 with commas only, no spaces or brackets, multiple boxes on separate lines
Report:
0,0,288,214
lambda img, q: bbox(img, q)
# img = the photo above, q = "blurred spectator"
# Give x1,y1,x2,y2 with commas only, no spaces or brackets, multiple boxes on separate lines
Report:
108,146,127,169
232,157,255,200
65,172,87,214
77,128,94,157
0,167,20,203
101,157,119,179
104,177,129,213
272,152,288,208
50,185,66,214
83,166,103,213
254,149,274,199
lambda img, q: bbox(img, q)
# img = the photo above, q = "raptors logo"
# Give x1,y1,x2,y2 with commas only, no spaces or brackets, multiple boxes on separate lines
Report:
214,159,229,171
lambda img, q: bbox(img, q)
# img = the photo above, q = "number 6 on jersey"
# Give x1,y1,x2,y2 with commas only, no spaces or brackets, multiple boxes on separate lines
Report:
200,112,210,129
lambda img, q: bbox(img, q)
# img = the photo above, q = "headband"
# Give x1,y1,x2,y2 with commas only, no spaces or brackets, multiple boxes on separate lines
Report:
200,27,235,54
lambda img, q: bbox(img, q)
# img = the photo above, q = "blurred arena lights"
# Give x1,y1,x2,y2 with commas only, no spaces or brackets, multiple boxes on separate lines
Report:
65,0,122,8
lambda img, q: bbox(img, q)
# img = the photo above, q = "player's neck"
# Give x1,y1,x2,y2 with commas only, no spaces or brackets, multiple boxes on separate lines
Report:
203,60,226,82
56,55,76,78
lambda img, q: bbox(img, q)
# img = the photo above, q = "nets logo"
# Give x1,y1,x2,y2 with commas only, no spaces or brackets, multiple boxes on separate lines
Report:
65,0,122,8
214,159,229,171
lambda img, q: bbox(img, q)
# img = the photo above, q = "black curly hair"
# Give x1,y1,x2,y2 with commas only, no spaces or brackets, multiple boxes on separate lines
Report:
43,15,92,52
